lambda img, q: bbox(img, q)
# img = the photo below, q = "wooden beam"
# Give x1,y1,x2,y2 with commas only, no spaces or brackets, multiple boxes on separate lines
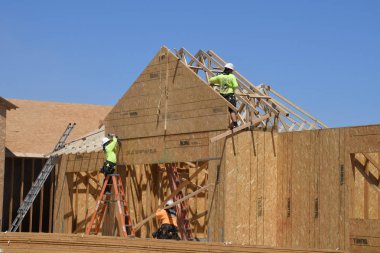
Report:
8,158,14,230
29,159,35,232
190,210,208,223
353,156,380,194
20,158,25,231
235,91,271,99
363,153,380,172
210,113,271,143
264,85,328,128
39,169,44,232
48,166,54,233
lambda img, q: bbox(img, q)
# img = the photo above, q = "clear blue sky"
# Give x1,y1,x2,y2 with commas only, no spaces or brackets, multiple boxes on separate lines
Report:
1,1,379,128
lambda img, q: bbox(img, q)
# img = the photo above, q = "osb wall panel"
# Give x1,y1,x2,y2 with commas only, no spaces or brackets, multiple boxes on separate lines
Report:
349,219,380,253
64,152,104,173
344,125,380,154
0,106,6,227
222,131,278,246
104,46,229,140
119,132,213,165
206,131,226,242
276,125,380,251
277,129,343,251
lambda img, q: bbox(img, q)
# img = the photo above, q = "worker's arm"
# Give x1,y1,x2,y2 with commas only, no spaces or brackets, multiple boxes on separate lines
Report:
209,75,220,86
105,136,118,152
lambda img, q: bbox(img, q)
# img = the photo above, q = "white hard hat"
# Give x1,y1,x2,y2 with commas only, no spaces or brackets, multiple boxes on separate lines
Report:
166,199,174,206
224,63,234,71
102,137,110,145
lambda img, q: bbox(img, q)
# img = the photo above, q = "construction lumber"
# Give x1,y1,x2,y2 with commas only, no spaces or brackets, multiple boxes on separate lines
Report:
210,114,271,143
0,232,343,253
362,152,380,171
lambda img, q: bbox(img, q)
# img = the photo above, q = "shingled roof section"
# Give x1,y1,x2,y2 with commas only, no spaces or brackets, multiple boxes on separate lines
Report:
0,97,18,110
5,99,112,157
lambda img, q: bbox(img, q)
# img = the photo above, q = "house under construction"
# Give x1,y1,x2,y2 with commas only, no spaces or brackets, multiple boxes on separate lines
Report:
0,46,379,253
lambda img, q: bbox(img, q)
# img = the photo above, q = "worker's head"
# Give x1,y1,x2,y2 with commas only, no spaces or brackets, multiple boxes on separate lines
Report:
224,63,234,74
165,199,174,207
102,137,110,146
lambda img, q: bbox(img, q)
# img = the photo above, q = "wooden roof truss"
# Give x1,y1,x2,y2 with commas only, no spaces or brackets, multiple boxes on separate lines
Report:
174,48,327,135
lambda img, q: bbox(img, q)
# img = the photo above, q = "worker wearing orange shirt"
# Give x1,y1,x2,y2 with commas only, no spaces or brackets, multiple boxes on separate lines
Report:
152,199,180,240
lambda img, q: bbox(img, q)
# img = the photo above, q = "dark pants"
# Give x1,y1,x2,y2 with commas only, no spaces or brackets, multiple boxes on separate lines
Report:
100,161,116,175
100,161,116,193
221,93,237,113
152,224,180,240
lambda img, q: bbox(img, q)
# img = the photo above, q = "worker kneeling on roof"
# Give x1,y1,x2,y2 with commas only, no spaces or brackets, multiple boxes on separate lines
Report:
152,199,180,240
209,63,239,128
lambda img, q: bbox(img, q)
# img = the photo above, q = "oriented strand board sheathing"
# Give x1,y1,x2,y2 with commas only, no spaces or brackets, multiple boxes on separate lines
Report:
223,135,238,243
318,129,341,250
222,131,278,246
236,133,251,244
349,219,380,253
275,131,286,247
256,131,265,245
119,132,212,165
206,130,225,242
291,131,312,248
104,46,229,140
309,131,319,249
263,132,278,246
65,152,104,173
249,131,259,246
285,133,294,247
344,125,380,154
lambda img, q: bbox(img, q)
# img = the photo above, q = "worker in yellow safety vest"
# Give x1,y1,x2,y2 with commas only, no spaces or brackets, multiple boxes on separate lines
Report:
100,134,119,193
152,199,180,240
209,63,239,128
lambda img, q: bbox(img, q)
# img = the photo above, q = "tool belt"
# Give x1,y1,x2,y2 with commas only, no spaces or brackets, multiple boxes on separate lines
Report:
100,161,116,175
221,93,237,112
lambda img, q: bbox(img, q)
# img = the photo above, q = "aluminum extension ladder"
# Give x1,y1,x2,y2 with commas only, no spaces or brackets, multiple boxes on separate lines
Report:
85,173,134,237
10,123,76,232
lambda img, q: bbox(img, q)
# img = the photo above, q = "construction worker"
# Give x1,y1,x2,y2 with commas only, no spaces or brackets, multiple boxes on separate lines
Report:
100,134,119,193
152,199,180,240
209,63,239,128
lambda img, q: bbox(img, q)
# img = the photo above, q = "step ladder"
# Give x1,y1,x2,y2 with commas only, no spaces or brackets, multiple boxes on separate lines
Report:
10,123,76,232
166,164,193,240
86,173,134,237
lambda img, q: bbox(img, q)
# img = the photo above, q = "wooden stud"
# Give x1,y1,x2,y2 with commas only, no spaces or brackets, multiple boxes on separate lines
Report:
8,157,14,230
19,158,25,232
39,172,44,232
29,158,35,232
